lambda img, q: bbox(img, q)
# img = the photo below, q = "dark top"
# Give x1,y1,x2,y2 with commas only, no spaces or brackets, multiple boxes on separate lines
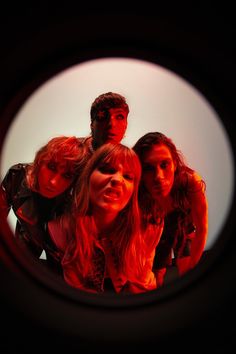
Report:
153,209,196,269
0,163,71,274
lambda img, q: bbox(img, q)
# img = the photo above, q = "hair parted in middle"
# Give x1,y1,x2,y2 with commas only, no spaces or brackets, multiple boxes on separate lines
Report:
61,142,144,279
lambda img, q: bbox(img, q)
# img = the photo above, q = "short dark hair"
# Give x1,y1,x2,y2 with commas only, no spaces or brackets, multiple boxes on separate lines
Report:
90,92,129,122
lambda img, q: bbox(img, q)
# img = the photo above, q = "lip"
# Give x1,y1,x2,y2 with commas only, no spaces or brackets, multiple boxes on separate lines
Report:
44,187,57,195
153,184,169,193
103,187,122,200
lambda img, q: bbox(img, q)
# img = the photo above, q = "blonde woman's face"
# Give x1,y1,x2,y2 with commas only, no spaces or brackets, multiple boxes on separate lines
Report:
89,161,134,215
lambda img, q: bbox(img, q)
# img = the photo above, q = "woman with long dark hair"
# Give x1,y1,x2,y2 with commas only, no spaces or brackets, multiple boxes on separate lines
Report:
133,132,208,285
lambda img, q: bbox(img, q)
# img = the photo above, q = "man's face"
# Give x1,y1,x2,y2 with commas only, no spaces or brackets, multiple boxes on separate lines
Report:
91,107,128,148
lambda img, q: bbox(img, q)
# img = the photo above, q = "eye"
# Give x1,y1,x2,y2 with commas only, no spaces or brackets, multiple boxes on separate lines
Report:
98,165,116,174
116,114,125,120
160,160,170,169
47,162,57,171
63,172,74,180
123,173,134,181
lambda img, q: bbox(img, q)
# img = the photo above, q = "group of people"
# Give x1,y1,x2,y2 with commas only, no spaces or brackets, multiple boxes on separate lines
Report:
0,92,208,294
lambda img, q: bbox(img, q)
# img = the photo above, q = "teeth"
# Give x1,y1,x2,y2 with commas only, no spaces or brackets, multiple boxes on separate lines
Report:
106,189,120,198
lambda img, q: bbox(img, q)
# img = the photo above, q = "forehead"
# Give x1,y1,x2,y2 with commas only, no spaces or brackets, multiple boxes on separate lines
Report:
101,154,136,172
143,144,173,163
108,107,128,115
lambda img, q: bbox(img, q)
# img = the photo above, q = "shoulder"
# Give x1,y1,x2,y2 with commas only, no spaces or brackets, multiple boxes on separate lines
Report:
186,169,206,193
1,163,28,189
77,136,91,144
4,163,28,179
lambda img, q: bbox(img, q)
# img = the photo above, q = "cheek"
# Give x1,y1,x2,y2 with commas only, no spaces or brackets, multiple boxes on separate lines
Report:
60,179,72,191
38,168,49,186
89,173,102,197
120,122,127,132
125,183,134,200
166,169,175,184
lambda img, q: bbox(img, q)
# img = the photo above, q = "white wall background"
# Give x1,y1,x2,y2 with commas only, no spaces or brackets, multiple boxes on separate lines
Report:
0,57,234,250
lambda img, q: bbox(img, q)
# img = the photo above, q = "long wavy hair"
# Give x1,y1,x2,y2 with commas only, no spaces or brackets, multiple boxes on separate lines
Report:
61,143,145,279
133,132,206,220
27,136,88,193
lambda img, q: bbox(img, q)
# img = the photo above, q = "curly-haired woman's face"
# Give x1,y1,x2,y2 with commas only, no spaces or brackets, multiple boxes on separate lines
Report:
141,144,176,199
38,161,75,198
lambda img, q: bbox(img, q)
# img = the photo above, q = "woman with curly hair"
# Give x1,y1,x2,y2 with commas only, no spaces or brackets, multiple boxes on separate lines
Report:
0,136,88,273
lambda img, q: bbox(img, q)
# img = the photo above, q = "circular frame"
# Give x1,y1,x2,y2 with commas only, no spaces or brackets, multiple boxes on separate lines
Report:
0,7,236,353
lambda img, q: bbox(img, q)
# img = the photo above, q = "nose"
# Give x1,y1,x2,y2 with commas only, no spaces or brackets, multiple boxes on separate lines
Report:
107,116,116,129
110,172,124,186
49,174,61,187
154,167,164,181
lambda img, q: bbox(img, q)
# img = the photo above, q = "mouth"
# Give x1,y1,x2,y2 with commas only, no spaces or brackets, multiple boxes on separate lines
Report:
45,187,57,195
153,184,169,193
103,187,122,200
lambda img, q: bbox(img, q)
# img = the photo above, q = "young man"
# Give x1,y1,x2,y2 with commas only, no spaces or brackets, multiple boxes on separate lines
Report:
80,92,129,153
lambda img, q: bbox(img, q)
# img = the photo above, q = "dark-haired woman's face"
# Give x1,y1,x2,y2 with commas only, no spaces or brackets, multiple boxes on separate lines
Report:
89,160,134,215
141,144,176,199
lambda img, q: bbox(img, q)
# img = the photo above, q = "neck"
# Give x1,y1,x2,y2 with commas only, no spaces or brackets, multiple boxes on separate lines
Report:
154,195,173,215
93,208,118,234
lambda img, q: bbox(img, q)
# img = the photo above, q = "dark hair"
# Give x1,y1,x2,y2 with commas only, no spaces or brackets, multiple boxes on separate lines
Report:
133,132,185,171
90,92,129,122
133,132,205,217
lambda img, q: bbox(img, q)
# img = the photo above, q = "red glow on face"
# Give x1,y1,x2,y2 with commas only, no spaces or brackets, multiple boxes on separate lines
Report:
142,144,176,198
89,162,134,216
91,108,128,147
38,161,75,198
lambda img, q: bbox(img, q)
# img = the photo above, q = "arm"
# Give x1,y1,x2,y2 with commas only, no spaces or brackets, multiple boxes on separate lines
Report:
0,164,26,218
177,172,208,274
0,175,12,218
0,185,10,218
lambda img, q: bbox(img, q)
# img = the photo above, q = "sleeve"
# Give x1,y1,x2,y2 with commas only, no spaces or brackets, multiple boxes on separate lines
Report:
0,164,22,217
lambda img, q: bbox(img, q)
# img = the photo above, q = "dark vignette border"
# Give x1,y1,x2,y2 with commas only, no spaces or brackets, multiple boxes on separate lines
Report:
0,6,235,353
